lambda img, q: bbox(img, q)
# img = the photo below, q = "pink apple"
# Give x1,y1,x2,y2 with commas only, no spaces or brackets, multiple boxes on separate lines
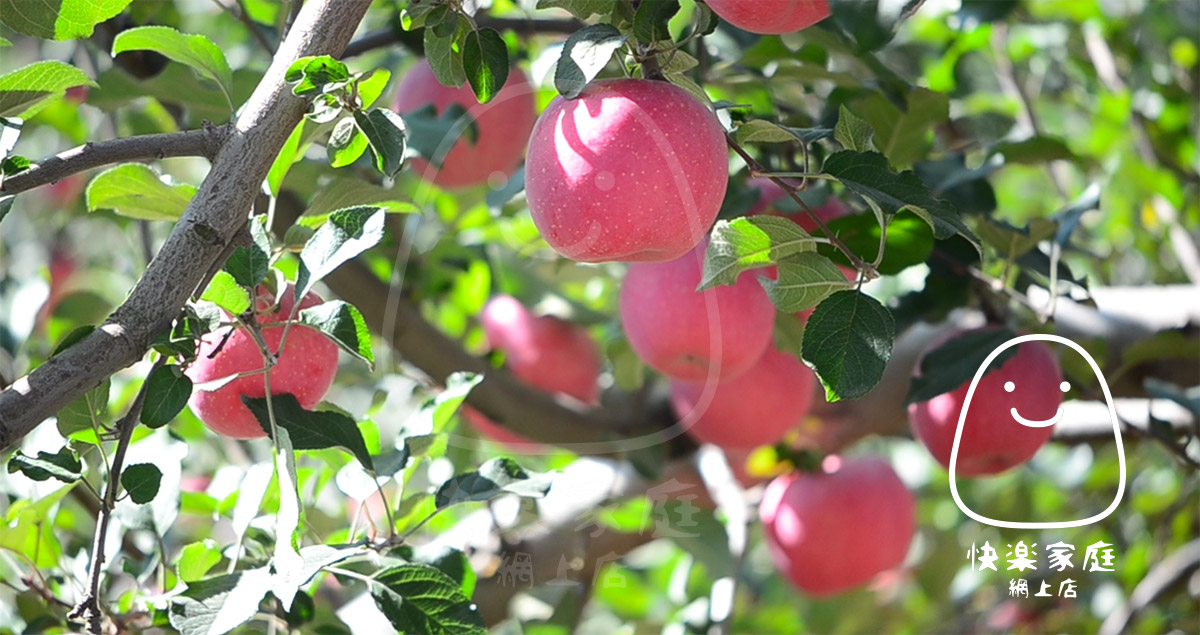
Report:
526,78,728,263
760,456,914,596
908,328,1063,475
706,0,830,35
185,285,339,439
393,60,537,189
670,347,817,450
465,296,601,445
620,241,775,381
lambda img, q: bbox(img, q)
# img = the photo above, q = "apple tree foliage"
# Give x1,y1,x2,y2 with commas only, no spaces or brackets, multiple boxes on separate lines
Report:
0,0,1197,633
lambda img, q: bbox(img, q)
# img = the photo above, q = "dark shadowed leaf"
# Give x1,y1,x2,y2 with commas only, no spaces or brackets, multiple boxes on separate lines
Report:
633,0,679,44
821,150,980,252
121,463,163,504
817,213,934,275
298,300,373,369
413,544,477,597
435,457,554,509
401,103,479,169
408,372,483,436
371,564,487,635
906,327,1020,405
461,28,509,103
141,364,193,429
353,108,407,178
243,394,374,472
831,0,925,51
556,25,627,99
286,55,350,96
7,447,82,483
802,290,895,401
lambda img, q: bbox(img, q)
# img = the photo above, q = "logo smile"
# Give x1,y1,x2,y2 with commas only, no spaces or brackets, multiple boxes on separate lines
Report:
1010,407,1064,428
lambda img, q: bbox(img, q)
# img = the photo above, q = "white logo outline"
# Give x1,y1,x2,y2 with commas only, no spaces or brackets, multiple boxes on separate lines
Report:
948,334,1127,529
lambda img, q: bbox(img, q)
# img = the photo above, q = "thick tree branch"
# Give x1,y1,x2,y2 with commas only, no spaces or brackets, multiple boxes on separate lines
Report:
0,0,373,452
0,127,227,196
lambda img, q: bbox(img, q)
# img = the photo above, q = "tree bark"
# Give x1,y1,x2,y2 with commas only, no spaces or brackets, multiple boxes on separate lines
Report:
0,0,373,451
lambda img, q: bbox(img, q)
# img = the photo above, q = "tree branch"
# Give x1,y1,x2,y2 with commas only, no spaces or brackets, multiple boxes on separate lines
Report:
1099,538,1200,635
0,127,227,196
0,0,373,452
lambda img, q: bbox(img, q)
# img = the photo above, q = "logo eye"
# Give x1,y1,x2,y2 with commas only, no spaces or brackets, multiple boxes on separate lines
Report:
1004,381,1015,393
1060,381,1071,393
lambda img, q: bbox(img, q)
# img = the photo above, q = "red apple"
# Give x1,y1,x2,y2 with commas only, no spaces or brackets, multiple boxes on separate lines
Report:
908,328,1063,475
465,296,601,445
185,285,339,439
620,241,775,381
705,0,830,35
760,456,914,596
670,347,817,450
526,78,728,263
393,60,537,189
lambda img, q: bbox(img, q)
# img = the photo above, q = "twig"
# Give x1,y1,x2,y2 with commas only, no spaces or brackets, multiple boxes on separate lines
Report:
1099,538,1200,635
68,358,163,634
0,0,373,453
211,0,274,54
1,127,227,196
341,17,583,58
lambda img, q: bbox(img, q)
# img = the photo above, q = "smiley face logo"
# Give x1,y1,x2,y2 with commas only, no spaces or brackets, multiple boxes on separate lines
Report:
948,334,1127,529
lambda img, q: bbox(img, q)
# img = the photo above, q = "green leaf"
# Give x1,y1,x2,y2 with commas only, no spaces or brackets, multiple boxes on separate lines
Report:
817,213,935,275
7,447,82,483
177,539,222,582
0,485,73,568
223,217,272,288
555,24,627,99
606,337,646,391
243,394,374,472
0,36,10,47
802,290,895,402
424,23,467,88
734,119,799,144
0,0,131,40
355,68,392,109
57,378,110,438
286,55,350,97
906,328,1020,405
435,457,554,509
849,88,948,167
834,104,876,152
633,0,679,44
141,364,193,429
993,136,1080,164
2,155,30,175
169,567,271,635
371,564,487,635
353,108,407,178
821,150,980,252
413,545,476,597
0,61,96,118
297,206,387,298
760,253,856,313
700,216,818,290
200,271,251,316
327,116,369,167
270,427,304,612
408,372,483,436
0,195,13,223
461,28,509,104
774,311,807,363
536,0,615,19
112,27,234,110
400,103,479,169
85,163,196,221
298,300,374,369
830,0,924,51
121,463,163,504
300,177,416,222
